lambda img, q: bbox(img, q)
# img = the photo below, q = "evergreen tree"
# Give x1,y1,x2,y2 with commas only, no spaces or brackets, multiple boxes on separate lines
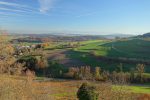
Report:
77,83,99,100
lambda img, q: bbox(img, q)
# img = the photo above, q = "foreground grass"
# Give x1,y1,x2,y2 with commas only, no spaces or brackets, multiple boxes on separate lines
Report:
113,85,150,94
0,75,150,100
129,85,150,93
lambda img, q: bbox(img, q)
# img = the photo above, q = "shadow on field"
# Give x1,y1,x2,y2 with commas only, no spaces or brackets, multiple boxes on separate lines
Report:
143,87,150,89
101,39,150,59
66,50,149,72
66,50,125,71
81,48,99,51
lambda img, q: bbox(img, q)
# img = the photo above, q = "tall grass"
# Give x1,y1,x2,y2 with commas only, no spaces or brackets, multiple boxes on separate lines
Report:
0,75,49,100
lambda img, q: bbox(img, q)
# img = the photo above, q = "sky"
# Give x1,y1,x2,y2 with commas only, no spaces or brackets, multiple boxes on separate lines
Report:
0,0,150,35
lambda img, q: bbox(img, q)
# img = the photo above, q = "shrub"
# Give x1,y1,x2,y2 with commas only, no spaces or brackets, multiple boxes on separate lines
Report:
18,56,38,70
77,82,99,100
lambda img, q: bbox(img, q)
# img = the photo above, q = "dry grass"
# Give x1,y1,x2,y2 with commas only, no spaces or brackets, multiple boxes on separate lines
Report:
0,75,148,100
0,75,82,100
33,80,83,100
0,75,49,100
33,80,139,100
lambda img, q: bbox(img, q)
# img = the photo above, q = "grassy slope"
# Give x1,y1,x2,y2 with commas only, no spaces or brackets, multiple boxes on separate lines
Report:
67,39,150,72
104,39,150,59
77,39,150,59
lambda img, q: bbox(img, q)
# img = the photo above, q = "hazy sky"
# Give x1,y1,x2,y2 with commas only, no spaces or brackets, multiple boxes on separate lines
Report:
0,0,150,34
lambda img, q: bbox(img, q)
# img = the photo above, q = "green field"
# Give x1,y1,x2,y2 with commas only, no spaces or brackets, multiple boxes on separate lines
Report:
76,39,150,59
66,39,150,72
113,85,150,94
18,38,150,72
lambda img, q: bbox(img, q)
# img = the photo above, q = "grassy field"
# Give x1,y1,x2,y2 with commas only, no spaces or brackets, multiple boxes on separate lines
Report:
16,38,150,72
33,78,150,99
76,39,150,59
47,81,150,99
65,39,150,72
113,85,150,94
38,38,150,72
22,38,150,61
14,38,150,75
10,75,150,96
67,49,149,72
0,74,150,100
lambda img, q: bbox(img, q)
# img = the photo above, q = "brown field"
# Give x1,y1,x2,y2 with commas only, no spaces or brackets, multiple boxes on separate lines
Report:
27,79,150,100
33,80,83,100
0,75,83,100
46,49,85,67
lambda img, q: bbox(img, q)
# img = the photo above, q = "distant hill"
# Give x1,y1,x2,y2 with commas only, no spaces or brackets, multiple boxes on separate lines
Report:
137,32,150,38
142,32,150,37
10,33,134,42
102,34,133,39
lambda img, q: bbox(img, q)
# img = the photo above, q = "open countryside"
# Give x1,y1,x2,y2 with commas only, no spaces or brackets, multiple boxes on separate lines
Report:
1,0,150,100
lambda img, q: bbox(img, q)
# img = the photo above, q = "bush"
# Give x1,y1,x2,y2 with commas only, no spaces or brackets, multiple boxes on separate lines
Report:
18,56,37,70
77,82,99,100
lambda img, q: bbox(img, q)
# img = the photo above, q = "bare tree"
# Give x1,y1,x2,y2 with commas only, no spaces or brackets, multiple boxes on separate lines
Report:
136,64,145,83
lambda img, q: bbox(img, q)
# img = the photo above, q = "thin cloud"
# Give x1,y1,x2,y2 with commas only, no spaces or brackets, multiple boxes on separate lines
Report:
0,12,25,17
38,0,56,13
0,1,43,17
0,1,38,13
0,0,59,17
0,1,21,7
0,1,37,11
0,7,28,13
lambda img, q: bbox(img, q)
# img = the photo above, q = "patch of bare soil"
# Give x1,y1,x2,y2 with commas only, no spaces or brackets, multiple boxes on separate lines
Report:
46,49,86,67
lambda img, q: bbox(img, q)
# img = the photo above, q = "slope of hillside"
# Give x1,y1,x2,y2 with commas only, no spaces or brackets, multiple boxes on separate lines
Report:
65,39,150,72
77,39,150,60
137,32,150,38
104,39,150,59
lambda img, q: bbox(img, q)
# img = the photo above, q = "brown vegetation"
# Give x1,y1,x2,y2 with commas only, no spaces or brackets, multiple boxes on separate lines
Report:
0,75,49,100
